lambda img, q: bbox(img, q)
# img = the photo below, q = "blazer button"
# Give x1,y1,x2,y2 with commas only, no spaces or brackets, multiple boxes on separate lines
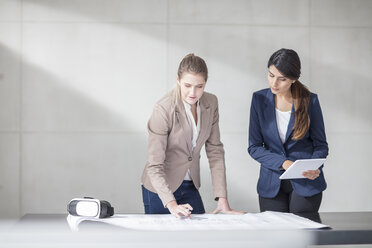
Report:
188,157,192,161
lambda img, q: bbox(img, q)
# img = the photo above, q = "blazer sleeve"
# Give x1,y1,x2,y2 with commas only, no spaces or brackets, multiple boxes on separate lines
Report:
309,94,329,159
248,93,287,171
205,96,227,200
146,104,175,207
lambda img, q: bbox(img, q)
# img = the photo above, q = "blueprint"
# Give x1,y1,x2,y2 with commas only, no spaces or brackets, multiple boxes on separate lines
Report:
67,211,329,231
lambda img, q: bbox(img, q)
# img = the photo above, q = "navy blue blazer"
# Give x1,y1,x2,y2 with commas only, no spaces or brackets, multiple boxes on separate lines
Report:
248,88,329,198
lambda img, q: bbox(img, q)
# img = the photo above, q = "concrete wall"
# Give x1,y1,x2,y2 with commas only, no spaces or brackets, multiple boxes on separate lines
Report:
0,0,371,218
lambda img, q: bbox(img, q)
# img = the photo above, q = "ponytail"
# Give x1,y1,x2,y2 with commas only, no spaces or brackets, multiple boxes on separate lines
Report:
291,80,310,140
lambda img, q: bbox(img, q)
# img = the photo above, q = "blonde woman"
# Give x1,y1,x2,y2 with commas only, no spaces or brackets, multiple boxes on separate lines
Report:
141,54,241,218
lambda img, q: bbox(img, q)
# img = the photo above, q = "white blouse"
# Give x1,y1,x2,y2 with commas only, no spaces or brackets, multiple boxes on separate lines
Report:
182,101,201,180
275,108,291,144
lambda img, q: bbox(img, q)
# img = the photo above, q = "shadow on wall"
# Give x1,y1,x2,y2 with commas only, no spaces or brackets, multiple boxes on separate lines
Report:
0,42,21,218
21,1,372,129
0,42,147,216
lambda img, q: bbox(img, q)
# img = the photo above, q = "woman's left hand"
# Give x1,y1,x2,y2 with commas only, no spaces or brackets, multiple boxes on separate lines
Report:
211,197,246,214
302,169,320,180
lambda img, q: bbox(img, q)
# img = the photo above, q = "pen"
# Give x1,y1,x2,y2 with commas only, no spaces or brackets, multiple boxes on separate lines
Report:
185,207,191,219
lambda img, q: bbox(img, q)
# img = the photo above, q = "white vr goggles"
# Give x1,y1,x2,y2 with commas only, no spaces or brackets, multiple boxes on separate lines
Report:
67,197,114,218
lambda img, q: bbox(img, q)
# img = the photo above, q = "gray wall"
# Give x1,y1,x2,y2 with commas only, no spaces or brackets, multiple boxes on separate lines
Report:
0,0,371,218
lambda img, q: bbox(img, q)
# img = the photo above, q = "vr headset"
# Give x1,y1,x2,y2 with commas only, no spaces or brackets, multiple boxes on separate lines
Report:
67,197,114,218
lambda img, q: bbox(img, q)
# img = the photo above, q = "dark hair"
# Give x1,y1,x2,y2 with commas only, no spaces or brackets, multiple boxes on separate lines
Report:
268,48,310,140
177,53,208,82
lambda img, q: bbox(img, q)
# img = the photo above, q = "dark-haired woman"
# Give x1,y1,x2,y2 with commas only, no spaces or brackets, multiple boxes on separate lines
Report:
248,48,329,213
142,53,243,218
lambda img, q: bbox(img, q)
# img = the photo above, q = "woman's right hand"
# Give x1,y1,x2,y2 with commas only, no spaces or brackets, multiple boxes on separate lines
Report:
282,160,294,170
166,200,193,219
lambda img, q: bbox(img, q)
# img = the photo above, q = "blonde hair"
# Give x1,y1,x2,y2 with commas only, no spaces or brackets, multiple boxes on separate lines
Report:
177,53,208,82
173,53,208,105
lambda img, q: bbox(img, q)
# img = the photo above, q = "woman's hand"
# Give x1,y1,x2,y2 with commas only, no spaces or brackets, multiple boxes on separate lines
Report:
282,160,294,170
166,200,193,219
211,197,246,215
283,160,320,180
302,169,320,180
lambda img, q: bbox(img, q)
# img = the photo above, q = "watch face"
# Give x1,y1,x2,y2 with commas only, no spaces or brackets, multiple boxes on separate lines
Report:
75,200,99,217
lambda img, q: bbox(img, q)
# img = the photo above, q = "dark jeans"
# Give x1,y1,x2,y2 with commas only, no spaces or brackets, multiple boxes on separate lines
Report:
259,179,322,213
142,180,205,214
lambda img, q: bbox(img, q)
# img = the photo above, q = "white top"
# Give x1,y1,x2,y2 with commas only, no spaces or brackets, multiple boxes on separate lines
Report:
275,108,291,144
183,101,201,180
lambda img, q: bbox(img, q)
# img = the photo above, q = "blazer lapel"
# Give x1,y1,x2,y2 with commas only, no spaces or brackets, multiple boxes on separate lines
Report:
264,90,283,146
175,103,193,153
196,95,211,149
284,104,295,143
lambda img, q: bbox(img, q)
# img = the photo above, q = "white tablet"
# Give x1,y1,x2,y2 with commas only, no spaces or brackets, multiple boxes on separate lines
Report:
279,158,326,179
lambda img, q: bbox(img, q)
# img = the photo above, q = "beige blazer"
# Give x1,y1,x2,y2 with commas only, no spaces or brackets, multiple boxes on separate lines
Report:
141,88,227,207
